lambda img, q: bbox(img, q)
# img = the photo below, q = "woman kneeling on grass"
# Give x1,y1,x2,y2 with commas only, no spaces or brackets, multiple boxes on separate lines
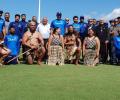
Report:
64,25,81,65
47,27,64,65
83,27,100,67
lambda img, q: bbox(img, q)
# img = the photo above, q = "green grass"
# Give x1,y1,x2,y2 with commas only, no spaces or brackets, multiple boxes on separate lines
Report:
0,64,120,100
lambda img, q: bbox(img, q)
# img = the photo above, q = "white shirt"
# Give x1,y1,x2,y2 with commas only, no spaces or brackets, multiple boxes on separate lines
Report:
36,23,50,39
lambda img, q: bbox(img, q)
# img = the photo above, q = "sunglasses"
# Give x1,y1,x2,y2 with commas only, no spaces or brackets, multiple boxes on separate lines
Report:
66,20,69,21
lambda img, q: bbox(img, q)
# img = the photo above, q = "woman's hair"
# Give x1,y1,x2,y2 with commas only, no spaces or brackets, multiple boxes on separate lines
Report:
53,27,60,34
88,27,96,36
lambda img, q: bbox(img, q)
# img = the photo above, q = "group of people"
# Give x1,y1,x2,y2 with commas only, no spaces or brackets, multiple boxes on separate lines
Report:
0,10,120,66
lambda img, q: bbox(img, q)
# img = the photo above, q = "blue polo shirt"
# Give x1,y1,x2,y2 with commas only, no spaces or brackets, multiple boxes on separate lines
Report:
0,18,5,32
51,19,67,36
72,23,80,33
79,22,88,37
9,21,23,39
20,20,28,38
0,18,5,38
114,36,120,49
4,34,20,56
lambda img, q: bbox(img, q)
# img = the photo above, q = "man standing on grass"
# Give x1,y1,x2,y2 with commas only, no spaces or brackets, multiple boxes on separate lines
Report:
109,19,118,65
36,17,50,62
51,12,67,36
22,21,45,65
114,28,120,65
96,19,109,64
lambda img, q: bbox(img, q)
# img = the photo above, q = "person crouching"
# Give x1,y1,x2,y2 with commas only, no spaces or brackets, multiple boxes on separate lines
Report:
22,21,45,65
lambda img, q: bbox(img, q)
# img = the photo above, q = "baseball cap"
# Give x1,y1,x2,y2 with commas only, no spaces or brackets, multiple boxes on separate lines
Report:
0,10,3,14
56,12,62,16
80,16,84,19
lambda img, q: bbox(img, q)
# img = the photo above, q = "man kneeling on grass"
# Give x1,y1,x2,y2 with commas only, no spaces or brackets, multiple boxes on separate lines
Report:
4,26,20,64
22,21,45,65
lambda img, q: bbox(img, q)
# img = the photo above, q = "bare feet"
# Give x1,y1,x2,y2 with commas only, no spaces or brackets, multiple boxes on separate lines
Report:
37,60,42,65
75,60,79,65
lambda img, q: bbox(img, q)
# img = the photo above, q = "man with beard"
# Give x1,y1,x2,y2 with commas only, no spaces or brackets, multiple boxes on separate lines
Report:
4,27,19,64
22,21,45,65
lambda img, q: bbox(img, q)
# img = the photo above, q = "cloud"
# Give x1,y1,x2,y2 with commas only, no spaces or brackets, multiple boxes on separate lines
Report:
84,15,92,20
84,11,97,20
102,8,120,21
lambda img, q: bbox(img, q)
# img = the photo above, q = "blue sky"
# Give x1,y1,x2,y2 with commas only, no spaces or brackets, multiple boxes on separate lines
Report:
0,0,120,23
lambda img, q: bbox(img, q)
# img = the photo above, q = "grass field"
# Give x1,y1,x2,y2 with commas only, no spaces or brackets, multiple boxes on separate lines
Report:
0,64,120,100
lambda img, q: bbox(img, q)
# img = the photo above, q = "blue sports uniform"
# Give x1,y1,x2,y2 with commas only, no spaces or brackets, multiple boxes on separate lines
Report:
114,36,120,60
20,20,28,38
79,22,88,38
72,23,81,33
51,19,67,36
0,18,5,38
8,21,23,39
4,34,20,56
4,34,20,64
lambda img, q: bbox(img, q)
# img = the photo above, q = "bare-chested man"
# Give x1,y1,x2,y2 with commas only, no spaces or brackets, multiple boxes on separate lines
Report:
0,41,11,65
64,25,81,65
22,21,45,65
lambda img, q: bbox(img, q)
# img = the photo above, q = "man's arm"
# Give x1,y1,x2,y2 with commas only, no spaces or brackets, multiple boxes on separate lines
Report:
22,32,31,48
38,32,44,46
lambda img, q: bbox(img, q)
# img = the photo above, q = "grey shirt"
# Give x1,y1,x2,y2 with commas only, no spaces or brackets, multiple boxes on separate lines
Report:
5,21,10,34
